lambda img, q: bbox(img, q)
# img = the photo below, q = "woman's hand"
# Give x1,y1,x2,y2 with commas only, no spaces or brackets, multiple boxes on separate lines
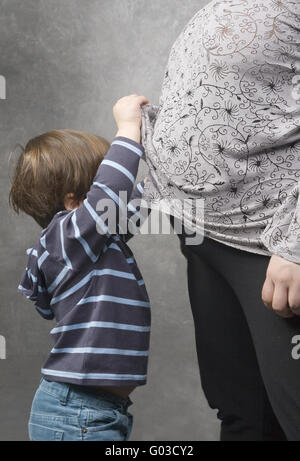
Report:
262,255,300,318
114,94,149,143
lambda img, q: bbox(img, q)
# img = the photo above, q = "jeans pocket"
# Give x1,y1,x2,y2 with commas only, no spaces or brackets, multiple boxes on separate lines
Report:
80,408,130,441
86,409,120,432
29,422,64,441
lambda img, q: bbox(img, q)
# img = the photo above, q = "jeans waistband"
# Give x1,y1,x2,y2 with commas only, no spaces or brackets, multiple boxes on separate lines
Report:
40,378,132,411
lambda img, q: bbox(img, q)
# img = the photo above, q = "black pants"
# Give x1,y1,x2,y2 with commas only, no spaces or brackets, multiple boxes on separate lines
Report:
181,236,300,441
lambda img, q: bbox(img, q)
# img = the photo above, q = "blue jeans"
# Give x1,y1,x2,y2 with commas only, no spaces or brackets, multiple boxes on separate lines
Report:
29,378,133,441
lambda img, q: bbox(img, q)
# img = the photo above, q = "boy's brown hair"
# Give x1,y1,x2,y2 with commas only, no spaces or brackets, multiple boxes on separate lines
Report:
9,129,110,228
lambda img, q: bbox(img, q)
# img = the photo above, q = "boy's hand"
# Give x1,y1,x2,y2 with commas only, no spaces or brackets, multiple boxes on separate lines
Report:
114,94,149,144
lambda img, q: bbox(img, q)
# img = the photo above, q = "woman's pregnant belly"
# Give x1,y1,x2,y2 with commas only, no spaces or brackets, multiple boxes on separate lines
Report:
141,0,300,253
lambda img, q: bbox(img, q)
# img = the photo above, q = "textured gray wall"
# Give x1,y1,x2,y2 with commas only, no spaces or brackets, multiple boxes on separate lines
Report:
0,0,219,441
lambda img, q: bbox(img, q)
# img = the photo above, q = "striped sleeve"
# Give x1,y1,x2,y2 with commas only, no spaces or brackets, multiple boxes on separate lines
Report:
120,180,150,242
48,136,145,269
18,248,54,320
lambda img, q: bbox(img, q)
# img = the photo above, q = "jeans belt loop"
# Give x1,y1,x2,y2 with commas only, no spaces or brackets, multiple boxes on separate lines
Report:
60,383,71,406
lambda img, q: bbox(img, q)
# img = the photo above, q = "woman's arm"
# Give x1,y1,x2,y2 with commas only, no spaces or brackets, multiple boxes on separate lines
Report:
261,183,300,317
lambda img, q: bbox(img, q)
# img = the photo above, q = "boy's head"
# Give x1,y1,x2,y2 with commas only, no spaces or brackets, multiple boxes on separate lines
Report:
9,129,110,228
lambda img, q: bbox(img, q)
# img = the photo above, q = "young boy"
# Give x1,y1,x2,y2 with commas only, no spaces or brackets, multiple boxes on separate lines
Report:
9,94,151,441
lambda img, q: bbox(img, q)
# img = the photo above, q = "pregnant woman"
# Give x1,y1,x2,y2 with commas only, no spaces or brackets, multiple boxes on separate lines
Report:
141,0,300,441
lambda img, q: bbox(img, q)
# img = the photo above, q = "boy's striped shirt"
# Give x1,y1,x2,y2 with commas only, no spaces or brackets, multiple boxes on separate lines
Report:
18,137,151,387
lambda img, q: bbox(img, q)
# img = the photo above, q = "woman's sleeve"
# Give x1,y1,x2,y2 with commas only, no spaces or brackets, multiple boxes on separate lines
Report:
260,183,300,263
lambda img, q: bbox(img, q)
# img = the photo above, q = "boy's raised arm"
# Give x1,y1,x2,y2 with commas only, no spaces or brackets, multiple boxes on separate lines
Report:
59,136,145,267
50,95,149,269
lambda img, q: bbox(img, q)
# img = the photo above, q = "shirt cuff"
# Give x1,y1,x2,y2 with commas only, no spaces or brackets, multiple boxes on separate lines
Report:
114,136,145,157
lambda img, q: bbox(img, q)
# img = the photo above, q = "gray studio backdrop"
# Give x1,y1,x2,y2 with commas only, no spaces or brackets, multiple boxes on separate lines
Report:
0,0,219,441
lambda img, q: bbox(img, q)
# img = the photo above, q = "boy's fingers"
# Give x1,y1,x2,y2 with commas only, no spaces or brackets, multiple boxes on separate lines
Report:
132,94,149,104
121,94,149,105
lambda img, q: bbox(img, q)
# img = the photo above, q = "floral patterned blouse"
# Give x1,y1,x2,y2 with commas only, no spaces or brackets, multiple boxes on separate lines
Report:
141,0,300,263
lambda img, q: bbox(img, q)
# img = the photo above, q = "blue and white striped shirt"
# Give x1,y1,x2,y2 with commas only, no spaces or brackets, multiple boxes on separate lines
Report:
18,136,151,387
